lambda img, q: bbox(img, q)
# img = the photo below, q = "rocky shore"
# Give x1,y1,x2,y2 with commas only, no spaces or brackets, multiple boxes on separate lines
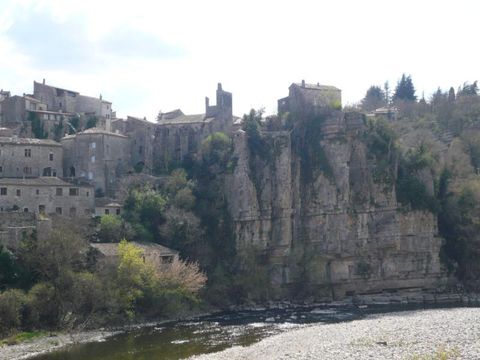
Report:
0,330,117,360
191,307,480,359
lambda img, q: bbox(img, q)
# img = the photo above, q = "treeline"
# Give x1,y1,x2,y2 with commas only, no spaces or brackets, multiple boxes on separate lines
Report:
360,75,480,284
0,221,205,337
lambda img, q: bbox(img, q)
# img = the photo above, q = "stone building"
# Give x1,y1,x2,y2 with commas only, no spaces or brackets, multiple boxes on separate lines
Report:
0,90,10,102
154,83,233,172
33,81,113,120
0,93,78,139
0,136,63,178
61,128,131,196
94,198,122,216
112,116,154,173
0,177,94,217
278,80,342,115
91,241,179,268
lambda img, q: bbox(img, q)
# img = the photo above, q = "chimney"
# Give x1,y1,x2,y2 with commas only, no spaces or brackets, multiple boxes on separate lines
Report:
42,78,45,85
301,80,305,88
205,96,210,109
217,83,222,91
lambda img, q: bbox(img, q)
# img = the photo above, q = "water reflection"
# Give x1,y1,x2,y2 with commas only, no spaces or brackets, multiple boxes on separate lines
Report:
33,303,471,360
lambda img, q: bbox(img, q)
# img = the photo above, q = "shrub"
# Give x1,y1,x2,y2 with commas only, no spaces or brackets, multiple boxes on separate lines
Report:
0,289,27,335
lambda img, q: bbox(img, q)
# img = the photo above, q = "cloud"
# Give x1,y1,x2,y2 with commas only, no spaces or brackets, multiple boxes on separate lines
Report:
101,28,185,59
5,7,185,72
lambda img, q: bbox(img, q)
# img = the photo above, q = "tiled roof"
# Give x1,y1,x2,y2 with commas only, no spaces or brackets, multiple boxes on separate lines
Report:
157,113,213,125
0,137,62,146
293,83,340,91
0,177,90,187
62,128,128,139
91,242,179,257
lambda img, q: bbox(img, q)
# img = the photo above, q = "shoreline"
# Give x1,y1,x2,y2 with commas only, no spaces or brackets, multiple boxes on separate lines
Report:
190,307,480,359
1,291,479,360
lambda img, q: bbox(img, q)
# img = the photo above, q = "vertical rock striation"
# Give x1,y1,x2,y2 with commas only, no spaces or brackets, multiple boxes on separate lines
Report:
227,111,446,300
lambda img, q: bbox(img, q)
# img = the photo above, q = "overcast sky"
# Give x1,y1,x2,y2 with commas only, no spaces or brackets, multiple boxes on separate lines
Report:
0,0,478,120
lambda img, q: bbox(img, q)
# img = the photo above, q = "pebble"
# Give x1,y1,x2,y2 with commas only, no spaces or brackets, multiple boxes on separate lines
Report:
190,307,480,359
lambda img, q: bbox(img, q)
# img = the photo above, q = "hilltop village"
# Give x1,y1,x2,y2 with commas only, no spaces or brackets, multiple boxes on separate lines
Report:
0,81,236,235
4,77,480,305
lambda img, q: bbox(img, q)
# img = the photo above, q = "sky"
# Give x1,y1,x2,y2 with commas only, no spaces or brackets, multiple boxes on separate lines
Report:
0,0,478,120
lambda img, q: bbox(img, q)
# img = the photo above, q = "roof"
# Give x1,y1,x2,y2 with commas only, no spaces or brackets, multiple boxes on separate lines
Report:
34,81,79,95
63,127,128,139
157,113,213,125
95,197,122,207
0,177,92,187
292,82,341,91
91,242,179,257
0,136,62,146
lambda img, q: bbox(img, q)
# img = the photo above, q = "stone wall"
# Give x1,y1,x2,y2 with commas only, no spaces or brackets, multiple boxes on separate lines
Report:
0,178,94,217
0,137,63,177
61,130,131,196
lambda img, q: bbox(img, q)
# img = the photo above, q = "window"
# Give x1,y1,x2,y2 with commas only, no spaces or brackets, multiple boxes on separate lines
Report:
16,189,21,196
90,142,96,149
0,187,6,195
69,207,77,216
105,209,110,215
88,172,93,180
24,167,32,175
56,188,63,196
69,188,79,196
23,208,28,213
139,146,143,154
116,208,121,215
0,166,2,173
39,205,45,214
49,153,54,161
90,155,95,163
55,207,62,215
36,189,39,195
86,191,90,197
24,149,31,157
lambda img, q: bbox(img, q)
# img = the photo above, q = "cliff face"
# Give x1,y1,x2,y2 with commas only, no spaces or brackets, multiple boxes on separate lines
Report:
227,111,446,300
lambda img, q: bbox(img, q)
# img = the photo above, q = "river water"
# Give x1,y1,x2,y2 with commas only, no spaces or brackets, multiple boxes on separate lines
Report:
32,304,467,360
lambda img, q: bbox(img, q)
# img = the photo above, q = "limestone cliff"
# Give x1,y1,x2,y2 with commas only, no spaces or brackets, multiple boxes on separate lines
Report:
226,111,446,300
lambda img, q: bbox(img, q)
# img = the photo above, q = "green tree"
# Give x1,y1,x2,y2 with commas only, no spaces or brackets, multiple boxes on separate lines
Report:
85,116,98,129
393,74,417,102
123,188,167,243
361,85,386,111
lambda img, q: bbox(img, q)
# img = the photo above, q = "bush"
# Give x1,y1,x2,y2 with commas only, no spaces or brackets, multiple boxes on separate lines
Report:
98,215,124,243
0,289,27,336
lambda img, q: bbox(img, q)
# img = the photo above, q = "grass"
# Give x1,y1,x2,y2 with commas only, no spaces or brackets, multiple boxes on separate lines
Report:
1,331,49,346
409,346,460,360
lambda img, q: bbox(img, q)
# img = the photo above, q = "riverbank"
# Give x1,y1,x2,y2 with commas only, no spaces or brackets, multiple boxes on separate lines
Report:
191,307,480,359
0,330,118,360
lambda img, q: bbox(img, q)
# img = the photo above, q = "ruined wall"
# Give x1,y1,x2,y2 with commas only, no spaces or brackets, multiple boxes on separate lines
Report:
227,112,446,300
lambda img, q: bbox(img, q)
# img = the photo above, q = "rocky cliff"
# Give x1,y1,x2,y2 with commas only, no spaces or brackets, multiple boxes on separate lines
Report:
227,110,447,300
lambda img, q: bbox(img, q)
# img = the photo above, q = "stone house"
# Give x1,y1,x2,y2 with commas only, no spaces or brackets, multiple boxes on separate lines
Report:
91,241,179,268
33,81,113,121
153,83,233,172
94,198,122,216
0,136,63,178
61,128,131,196
0,177,94,217
278,80,342,115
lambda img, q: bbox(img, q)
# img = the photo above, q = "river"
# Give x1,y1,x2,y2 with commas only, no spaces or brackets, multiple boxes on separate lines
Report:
29,303,479,360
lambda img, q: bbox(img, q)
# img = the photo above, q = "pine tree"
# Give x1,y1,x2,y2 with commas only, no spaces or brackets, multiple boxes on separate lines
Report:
393,74,417,102
361,85,386,111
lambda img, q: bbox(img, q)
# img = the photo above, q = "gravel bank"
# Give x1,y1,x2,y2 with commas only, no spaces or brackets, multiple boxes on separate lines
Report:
191,307,480,359
0,330,117,360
